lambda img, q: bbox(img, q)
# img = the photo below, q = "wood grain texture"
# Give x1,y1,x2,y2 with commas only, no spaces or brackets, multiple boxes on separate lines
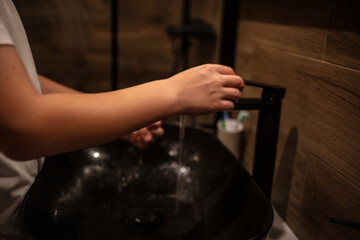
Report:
15,0,223,92
324,0,360,70
292,153,360,240
240,0,332,28
236,0,332,62
237,45,360,239
249,46,360,185
235,2,360,238
180,0,222,69
14,0,109,92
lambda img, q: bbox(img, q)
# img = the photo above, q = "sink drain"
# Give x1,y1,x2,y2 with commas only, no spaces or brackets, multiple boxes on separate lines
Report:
124,208,164,232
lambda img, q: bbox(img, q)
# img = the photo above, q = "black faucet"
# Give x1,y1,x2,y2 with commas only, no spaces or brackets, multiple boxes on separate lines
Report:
167,0,286,199
234,80,286,199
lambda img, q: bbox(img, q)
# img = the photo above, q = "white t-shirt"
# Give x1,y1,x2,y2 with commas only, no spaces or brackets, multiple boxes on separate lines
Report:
0,1,44,239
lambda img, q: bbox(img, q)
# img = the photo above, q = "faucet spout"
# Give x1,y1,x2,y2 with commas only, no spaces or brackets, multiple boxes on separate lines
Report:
234,80,286,199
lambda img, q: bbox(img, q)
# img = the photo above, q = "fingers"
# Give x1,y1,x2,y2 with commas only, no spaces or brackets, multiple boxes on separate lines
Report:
149,126,164,137
148,120,162,129
191,64,236,75
218,100,235,111
219,74,244,103
221,87,241,101
171,64,245,115
201,64,244,89
123,123,164,148
222,75,244,89
214,65,236,75
128,129,151,148
137,128,152,142
147,120,164,137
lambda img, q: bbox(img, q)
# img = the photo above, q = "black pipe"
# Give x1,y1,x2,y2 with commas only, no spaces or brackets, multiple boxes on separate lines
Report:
234,81,286,199
180,0,191,70
216,0,240,125
219,0,240,68
252,101,282,198
111,0,119,90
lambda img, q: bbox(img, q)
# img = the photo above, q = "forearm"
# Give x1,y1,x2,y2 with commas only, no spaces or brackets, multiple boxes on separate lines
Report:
1,45,244,160
39,75,164,149
2,80,177,160
0,45,174,159
38,74,81,94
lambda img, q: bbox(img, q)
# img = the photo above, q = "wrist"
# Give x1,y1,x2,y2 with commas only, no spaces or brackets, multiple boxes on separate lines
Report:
158,78,182,116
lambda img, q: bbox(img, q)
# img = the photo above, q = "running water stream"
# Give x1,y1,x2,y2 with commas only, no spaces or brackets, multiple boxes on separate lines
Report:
175,115,188,214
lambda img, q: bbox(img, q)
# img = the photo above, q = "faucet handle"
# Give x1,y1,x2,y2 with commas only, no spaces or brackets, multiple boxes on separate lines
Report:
244,80,286,102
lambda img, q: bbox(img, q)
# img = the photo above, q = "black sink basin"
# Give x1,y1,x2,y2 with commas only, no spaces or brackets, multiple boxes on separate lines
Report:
20,123,273,240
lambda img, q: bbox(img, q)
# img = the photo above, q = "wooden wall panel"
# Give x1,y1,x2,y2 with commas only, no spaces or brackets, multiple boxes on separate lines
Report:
117,0,182,88
240,0,332,28
324,0,360,70
237,45,360,239
293,153,360,240
15,0,224,92
14,0,111,92
118,0,223,88
250,46,360,185
236,1,360,238
237,0,331,60
190,0,222,66
236,20,328,62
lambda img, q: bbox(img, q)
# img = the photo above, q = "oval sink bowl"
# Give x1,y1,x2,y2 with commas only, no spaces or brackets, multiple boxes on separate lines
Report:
20,123,273,240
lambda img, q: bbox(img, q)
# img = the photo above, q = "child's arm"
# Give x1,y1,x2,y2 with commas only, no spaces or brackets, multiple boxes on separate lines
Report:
0,45,243,160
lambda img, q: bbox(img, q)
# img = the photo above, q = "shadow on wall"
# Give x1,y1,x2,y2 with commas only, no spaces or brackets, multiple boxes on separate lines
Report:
272,127,298,220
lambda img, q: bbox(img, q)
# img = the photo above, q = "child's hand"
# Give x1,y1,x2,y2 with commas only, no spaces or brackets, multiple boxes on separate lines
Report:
166,64,244,115
122,121,164,148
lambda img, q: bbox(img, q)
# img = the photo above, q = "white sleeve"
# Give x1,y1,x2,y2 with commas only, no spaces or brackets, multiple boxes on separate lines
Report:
0,18,14,45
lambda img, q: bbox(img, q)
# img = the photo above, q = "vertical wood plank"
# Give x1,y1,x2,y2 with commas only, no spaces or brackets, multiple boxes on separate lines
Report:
324,0,360,70
240,45,360,239
294,153,360,240
237,0,331,62
235,1,360,239
249,46,360,187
